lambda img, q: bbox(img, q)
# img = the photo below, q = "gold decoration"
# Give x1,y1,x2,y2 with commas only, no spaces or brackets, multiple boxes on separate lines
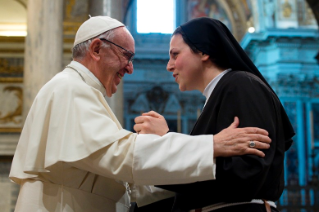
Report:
0,49,24,54
0,58,23,74
0,128,21,132
0,36,25,43
64,0,88,23
14,0,27,9
0,86,22,124
282,0,292,18
65,0,77,21
0,78,23,83
63,22,82,36
63,0,89,37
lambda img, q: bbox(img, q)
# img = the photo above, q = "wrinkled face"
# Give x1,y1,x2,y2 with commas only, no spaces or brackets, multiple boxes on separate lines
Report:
98,27,135,97
167,34,204,92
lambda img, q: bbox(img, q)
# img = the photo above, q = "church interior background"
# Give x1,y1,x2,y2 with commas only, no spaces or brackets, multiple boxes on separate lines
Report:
0,0,319,211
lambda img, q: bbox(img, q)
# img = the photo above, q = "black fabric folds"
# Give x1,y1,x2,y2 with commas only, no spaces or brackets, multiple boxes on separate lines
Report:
180,17,295,149
159,70,294,211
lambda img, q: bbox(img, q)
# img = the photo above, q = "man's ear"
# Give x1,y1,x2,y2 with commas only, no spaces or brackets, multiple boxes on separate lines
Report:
201,53,210,62
89,38,102,61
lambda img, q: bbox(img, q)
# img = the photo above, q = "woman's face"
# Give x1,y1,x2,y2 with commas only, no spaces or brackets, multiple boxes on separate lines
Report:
167,34,204,92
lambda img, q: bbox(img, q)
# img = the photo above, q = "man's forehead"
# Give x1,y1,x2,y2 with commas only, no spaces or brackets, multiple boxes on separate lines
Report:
113,28,135,49
113,27,132,40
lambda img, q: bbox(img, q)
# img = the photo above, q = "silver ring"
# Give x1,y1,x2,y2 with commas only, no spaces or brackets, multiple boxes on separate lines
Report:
249,141,256,148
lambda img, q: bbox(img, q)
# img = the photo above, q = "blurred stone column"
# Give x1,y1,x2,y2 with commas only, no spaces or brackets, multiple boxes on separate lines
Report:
23,0,63,119
89,0,125,125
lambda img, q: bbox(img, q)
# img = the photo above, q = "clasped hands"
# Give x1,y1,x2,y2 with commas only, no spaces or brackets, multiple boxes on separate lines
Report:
134,111,271,158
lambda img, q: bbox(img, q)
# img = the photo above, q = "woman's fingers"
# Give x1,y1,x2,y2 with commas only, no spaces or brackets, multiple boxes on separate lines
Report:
133,111,169,135
142,110,161,118
133,123,141,133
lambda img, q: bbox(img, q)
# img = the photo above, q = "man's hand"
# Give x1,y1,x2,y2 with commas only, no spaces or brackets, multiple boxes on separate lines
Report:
214,117,271,158
134,111,169,136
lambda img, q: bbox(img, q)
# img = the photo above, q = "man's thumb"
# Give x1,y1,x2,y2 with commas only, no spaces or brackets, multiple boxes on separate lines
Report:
229,116,239,129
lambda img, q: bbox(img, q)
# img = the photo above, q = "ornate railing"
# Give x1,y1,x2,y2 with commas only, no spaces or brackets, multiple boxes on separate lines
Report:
277,185,319,212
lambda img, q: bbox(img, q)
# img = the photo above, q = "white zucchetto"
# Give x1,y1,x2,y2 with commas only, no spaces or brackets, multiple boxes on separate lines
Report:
73,16,124,47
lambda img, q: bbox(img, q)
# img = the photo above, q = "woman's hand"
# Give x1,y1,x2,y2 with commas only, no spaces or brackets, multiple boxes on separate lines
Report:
134,111,169,136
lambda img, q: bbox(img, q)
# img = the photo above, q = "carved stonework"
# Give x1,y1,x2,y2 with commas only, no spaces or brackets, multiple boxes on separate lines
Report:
0,84,23,132
305,0,319,25
0,57,23,132
124,60,206,133
298,0,317,26
0,158,19,212
0,58,23,79
270,74,319,97
63,0,89,39
184,0,257,41
65,0,89,22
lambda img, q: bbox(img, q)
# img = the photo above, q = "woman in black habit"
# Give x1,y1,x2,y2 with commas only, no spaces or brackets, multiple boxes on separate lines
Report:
133,17,295,212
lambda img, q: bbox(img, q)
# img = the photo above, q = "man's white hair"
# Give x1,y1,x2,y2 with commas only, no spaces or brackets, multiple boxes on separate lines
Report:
72,29,116,60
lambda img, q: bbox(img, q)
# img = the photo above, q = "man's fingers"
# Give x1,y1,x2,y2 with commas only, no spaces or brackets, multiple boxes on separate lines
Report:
247,149,265,157
243,127,269,136
237,135,271,144
250,141,270,149
249,134,272,144
243,140,269,157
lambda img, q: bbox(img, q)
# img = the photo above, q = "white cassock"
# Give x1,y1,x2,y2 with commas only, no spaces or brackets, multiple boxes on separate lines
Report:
9,61,216,212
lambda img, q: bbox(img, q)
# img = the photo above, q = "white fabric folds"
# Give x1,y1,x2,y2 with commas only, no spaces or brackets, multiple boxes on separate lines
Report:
10,68,131,184
9,61,216,211
133,133,215,185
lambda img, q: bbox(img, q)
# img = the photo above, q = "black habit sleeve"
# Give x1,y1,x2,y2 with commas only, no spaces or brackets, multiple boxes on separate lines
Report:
157,70,293,210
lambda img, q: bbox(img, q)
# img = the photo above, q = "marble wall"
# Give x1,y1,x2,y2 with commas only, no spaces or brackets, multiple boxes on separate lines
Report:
0,0,131,210
0,0,85,210
0,158,19,212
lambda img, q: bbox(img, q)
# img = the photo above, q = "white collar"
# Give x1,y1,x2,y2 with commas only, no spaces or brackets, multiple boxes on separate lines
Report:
70,61,103,87
68,61,107,97
202,69,231,107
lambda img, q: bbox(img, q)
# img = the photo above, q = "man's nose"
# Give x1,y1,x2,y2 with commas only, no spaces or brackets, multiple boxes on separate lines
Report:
125,62,133,74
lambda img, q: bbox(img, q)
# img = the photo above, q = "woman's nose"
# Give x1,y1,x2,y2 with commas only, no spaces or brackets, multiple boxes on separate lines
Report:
167,60,174,72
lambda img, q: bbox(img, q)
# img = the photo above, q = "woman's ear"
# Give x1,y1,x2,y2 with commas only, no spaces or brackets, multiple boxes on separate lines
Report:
88,39,102,61
201,53,210,62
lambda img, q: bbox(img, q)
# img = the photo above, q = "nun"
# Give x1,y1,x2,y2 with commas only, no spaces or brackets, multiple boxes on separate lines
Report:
134,17,295,212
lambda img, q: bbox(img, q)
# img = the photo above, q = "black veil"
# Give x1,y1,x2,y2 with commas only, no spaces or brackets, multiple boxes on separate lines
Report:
180,17,295,149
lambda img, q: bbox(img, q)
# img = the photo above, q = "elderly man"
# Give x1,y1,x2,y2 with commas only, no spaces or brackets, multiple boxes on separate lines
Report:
9,16,271,212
